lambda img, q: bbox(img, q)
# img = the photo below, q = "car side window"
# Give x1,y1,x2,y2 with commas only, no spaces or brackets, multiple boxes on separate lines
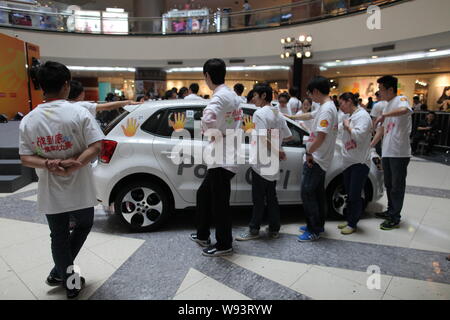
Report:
141,107,204,139
282,121,305,148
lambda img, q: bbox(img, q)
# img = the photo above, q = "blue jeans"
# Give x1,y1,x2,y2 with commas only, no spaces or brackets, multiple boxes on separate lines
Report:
249,169,280,233
46,207,94,282
301,162,327,235
382,157,410,223
343,163,370,228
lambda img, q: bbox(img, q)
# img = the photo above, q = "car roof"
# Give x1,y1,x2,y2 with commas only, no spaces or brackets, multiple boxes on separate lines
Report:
124,99,257,113
123,100,301,129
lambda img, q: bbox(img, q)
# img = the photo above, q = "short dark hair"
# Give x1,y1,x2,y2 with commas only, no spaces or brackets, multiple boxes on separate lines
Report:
136,94,145,102
178,87,188,98
377,75,398,94
307,76,330,95
278,92,290,102
289,87,299,98
189,83,199,94
68,80,84,100
36,61,71,95
413,96,420,101
246,89,254,103
203,58,226,85
253,83,273,103
339,92,358,106
233,83,244,95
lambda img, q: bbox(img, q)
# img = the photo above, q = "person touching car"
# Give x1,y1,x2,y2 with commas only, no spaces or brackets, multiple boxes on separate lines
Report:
289,76,338,242
337,92,373,235
190,58,242,257
68,80,140,117
236,83,292,241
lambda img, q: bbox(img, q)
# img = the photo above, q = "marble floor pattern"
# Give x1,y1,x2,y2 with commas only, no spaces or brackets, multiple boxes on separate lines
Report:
0,156,449,300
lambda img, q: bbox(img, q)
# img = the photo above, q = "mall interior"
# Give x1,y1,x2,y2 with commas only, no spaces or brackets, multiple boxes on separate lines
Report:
0,0,449,301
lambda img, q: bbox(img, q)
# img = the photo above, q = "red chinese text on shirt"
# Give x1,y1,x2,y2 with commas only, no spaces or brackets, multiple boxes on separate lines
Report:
35,133,73,153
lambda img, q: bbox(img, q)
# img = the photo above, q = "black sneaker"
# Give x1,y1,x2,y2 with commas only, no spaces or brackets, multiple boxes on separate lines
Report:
380,219,400,230
65,277,86,299
375,211,390,219
45,274,63,287
190,233,211,247
202,245,233,257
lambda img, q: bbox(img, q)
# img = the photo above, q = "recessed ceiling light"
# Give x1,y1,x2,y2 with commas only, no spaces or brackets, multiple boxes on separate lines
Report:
336,60,341,62
372,56,378,59
429,48,437,52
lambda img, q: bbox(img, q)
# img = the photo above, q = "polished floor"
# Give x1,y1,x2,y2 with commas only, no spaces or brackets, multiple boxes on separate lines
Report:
0,156,449,300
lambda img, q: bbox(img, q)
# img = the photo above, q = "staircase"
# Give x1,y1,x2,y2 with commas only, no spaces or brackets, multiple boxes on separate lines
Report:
0,147,37,193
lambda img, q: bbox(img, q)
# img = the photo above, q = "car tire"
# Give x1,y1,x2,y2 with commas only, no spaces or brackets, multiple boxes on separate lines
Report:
326,177,369,219
114,180,172,232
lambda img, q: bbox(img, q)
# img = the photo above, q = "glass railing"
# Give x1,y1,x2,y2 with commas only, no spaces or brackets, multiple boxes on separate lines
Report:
0,0,407,35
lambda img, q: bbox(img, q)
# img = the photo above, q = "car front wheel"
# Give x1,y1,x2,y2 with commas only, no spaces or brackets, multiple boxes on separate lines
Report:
114,180,171,232
326,178,369,218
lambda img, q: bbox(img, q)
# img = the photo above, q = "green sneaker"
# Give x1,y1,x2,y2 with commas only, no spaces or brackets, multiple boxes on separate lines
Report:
341,226,356,235
235,230,260,241
380,220,400,230
337,222,348,229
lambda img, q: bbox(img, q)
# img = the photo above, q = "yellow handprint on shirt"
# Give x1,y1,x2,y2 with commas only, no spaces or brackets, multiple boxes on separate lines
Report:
242,115,255,133
121,118,140,137
168,112,186,131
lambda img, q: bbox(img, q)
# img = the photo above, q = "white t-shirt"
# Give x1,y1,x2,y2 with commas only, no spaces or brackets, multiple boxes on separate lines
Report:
243,3,251,11
251,105,292,181
277,103,292,116
238,96,246,104
305,100,338,171
370,101,387,118
342,107,373,170
201,84,242,173
337,109,350,142
288,97,301,115
381,96,413,158
311,102,320,112
72,101,97,117
19,100,105,215
184,93,204,100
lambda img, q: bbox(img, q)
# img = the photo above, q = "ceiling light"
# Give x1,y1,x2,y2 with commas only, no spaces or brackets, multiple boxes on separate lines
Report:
305,51,311,58
280,53,285,59
285,52,290,58
306,36,312,42
429,48,437,52
281,38,285,44
299,35,306,42
296,52,303,58
372,55,378,59
286,37,292,43
336,59,341,62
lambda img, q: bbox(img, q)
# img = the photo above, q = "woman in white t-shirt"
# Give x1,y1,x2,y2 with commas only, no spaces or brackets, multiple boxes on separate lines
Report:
338,92,373,235
291,98,313,133
276,92,291,115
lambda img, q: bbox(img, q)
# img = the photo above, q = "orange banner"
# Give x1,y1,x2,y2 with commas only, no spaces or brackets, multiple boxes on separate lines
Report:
0,33,31,119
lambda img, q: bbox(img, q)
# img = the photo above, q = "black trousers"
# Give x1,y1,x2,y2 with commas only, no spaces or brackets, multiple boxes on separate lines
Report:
382,157,410,223
46,207,94,283
301,162,327,235
249,169,280,233
343,163,369,228
196,167,235,250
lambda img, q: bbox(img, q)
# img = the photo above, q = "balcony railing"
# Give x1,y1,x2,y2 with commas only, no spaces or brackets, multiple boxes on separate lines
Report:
0,0,407,36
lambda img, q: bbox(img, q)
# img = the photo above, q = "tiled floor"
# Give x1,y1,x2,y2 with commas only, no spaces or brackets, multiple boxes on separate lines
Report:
0,156,449,300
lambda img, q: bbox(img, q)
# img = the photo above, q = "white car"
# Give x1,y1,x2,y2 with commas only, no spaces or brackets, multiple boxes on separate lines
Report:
93,100,384,232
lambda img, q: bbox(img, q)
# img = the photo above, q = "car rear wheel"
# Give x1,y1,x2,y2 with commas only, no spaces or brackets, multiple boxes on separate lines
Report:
114,180,172,232
326,177,369,218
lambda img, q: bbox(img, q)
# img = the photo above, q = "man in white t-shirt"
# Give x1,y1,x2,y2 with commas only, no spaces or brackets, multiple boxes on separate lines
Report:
371,76,413,230
190,59,242,257
370,91,387,156
184,83,205,100
288,87,302,114
19,62,104,299
235,83,292,241
277,92,292,115
290,77,338,241
68,80,139,117
243,0,252,26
